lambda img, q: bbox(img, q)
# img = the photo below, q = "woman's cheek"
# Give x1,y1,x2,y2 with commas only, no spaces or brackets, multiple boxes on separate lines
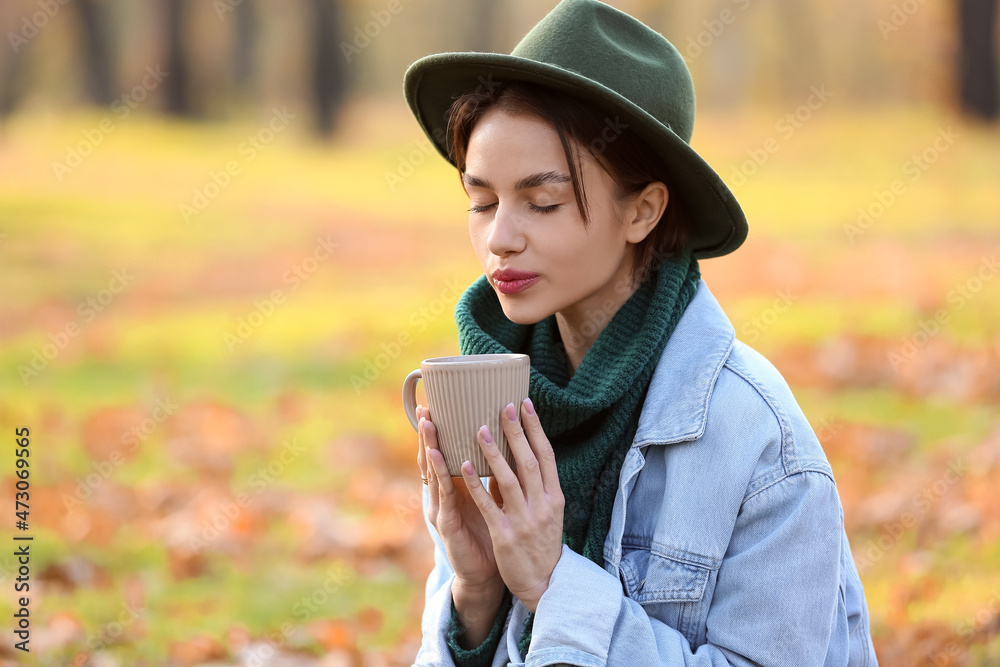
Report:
469,226,490,266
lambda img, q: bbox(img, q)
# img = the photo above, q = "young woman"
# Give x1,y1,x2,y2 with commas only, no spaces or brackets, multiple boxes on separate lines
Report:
403,1,878,665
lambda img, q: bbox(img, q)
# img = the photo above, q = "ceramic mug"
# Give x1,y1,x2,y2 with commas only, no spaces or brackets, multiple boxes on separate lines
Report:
402,354,529,477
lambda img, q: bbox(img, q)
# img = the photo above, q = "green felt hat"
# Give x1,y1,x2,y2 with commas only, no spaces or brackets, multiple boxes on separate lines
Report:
403,0,747,259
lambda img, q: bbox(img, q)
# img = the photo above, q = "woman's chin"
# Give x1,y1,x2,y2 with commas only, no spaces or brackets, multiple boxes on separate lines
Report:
497,297,551,325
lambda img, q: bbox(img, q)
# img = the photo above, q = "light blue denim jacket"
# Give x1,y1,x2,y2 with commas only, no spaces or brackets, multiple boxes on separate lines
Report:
414,279,879,666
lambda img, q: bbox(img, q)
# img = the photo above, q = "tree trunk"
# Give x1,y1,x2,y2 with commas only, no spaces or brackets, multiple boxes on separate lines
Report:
774,0,824,103
467,0,500,52
0,35,29,117
232,0,257,96
163,0,193,116
309,0,349,136
74,0,116,105
958,0,999,120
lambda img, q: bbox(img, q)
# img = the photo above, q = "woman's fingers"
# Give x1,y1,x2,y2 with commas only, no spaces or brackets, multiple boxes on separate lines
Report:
460,459,504,526
416,404,426,476
520,399,562,498
427,443,461,519
423,419,456,511
478,424,527,514
488,472,505,509
498,402,545,504
422,419,440,519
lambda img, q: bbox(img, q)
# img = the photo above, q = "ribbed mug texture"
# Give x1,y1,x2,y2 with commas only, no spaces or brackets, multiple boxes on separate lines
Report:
422,355,528,477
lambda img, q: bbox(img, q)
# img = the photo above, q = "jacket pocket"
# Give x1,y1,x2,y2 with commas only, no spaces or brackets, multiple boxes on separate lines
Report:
618,546,713,647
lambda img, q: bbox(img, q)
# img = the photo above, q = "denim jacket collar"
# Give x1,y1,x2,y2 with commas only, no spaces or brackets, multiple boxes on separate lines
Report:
632,279,734,448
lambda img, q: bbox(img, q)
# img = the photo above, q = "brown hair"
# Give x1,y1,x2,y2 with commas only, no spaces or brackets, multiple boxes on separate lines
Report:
446,80,691,287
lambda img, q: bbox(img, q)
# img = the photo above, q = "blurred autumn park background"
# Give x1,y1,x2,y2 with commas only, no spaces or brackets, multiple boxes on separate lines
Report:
0,0,998,665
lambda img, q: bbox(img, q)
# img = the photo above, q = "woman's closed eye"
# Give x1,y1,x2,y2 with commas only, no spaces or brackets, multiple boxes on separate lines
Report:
467,202,562,214
468,202,497,214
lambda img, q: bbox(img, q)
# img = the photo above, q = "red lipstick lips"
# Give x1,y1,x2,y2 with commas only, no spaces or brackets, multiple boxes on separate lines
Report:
491,268,540,295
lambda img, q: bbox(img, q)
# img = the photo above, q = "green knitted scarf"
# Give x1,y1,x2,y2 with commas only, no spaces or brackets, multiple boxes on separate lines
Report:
446,252,700,663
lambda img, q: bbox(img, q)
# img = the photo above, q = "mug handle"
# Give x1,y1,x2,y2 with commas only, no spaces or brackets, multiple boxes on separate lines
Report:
402,369,422,431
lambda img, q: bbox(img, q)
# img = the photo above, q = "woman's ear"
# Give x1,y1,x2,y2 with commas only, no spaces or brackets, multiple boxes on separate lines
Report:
623,181,668,244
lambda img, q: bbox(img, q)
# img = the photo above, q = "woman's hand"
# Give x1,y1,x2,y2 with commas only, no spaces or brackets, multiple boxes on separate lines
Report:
460,398,565,614
416,404,507,647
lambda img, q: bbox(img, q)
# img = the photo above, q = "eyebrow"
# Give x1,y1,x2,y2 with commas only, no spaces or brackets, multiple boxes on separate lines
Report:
462,170,572,192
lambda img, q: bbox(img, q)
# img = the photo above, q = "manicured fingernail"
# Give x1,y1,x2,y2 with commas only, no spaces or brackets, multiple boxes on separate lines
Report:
506,403,516,421
479,425,493,444
462,460,474,476
523,397,535,416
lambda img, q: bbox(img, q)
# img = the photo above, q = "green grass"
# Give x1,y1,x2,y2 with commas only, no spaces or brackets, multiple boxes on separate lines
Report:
1,103,998,663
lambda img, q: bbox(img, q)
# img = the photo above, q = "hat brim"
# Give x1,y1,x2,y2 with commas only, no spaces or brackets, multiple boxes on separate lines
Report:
403,52,747,260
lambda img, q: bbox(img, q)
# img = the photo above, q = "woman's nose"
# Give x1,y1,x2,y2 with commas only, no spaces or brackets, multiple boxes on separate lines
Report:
486,202,526,256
